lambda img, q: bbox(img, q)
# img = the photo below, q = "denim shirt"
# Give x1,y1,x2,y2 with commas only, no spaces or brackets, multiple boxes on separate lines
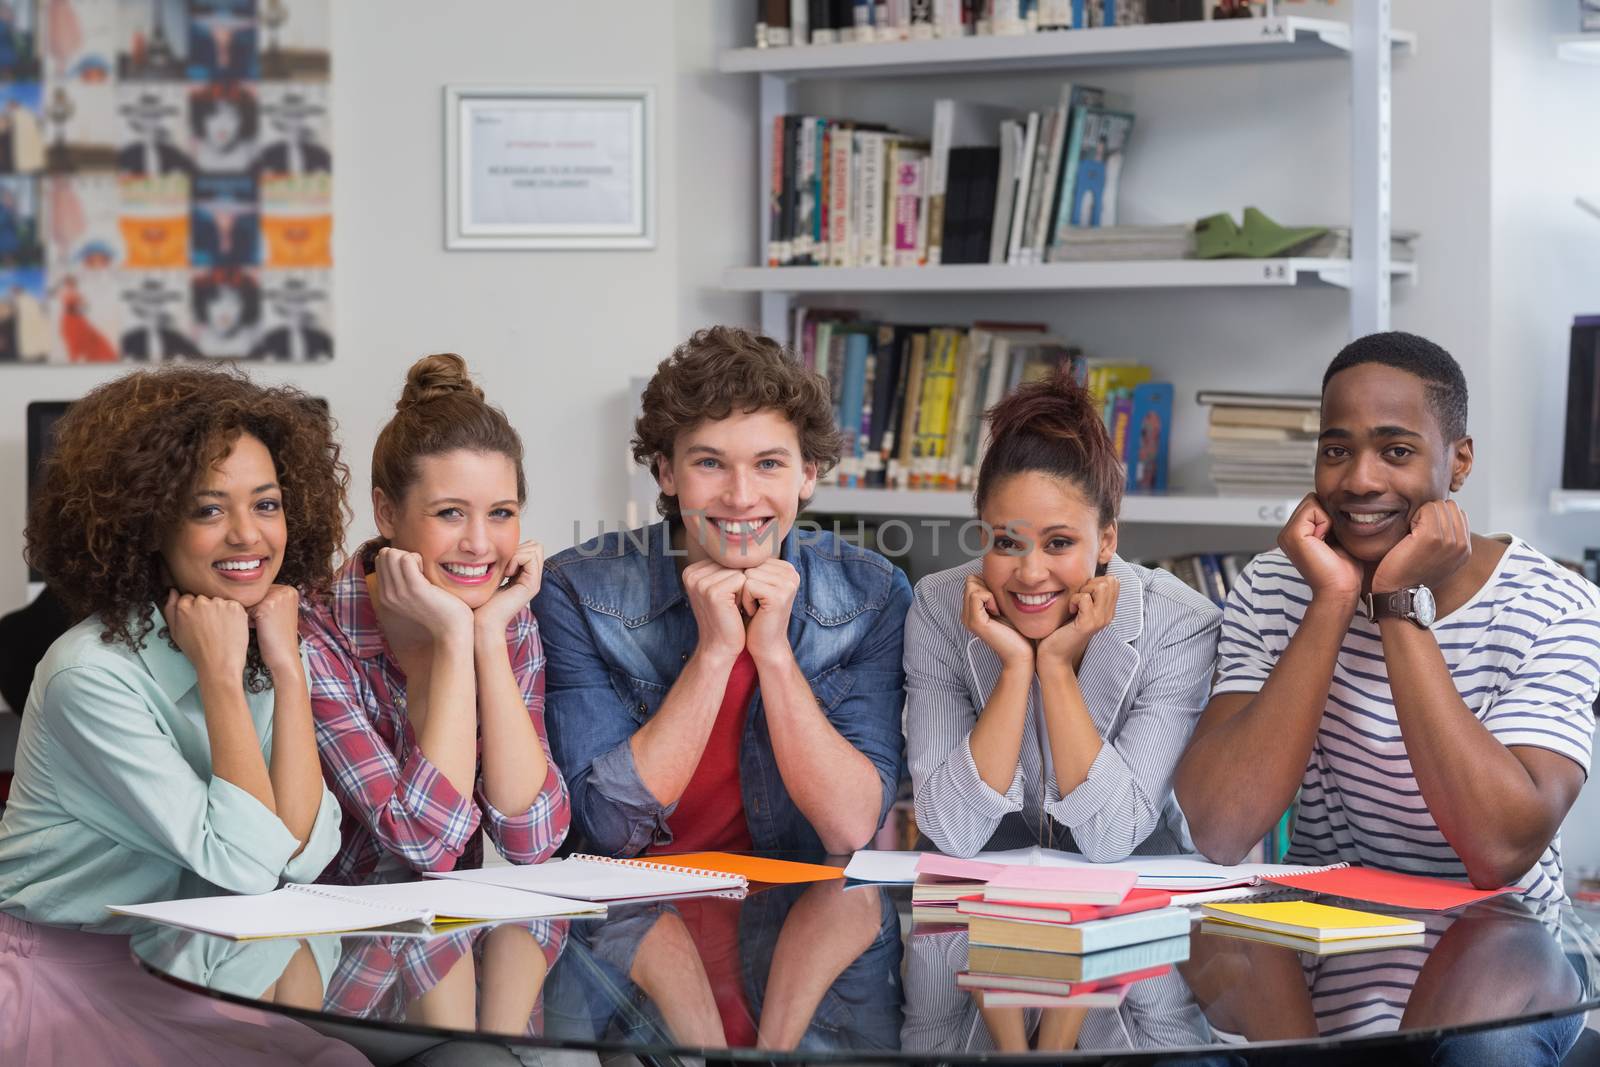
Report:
535,520,912,856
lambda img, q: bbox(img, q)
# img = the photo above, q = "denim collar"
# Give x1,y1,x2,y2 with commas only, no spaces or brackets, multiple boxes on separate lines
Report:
645,520,809,622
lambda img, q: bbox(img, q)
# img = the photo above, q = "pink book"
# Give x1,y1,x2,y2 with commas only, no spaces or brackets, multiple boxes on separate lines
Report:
915,854,1007,882
893,158,924,267
982,865,1138,906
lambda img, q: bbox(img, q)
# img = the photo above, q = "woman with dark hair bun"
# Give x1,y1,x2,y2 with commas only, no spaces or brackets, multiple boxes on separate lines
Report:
0,365,349,926
301,353,569,883
904,371,1221,860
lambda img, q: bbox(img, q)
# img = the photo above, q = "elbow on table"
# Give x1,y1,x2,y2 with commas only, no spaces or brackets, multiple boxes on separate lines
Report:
1186,821,1257,868
820,815,880,857
1462,848,1537,891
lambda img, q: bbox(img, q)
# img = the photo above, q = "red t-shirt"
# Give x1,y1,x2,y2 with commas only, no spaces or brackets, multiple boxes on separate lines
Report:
653,651,757,854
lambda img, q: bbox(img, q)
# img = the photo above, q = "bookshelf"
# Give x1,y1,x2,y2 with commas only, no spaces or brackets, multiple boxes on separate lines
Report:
706,4,1411,536
1555,34,1600,64
721,15,1417,78
726,258,1417,294
810,486,1299,527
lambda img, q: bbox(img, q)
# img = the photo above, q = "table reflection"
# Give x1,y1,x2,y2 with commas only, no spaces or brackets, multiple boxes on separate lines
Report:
545,878,902,1053
1182,895,1593,1063
1,913,362,1066
323,918,567,1039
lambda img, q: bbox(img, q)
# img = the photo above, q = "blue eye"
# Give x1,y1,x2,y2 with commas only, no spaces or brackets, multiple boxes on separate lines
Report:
490,507,516,520
757,459,782,470
437,507,464,520
696,458,721,470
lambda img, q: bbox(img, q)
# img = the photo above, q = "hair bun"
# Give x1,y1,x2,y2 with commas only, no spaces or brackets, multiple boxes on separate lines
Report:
397,353,482,411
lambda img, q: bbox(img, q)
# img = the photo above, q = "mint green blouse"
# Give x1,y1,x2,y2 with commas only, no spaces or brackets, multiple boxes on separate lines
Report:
0,609,343,929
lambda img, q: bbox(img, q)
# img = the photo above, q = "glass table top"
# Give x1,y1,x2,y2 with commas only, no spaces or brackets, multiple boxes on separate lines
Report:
13,861,1600,1064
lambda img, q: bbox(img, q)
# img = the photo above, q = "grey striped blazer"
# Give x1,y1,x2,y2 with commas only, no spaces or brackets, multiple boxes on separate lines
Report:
904,555,1221,860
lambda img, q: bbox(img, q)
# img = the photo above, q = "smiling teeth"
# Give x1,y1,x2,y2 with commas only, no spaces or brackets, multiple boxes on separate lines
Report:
715,520,766,534
443,563,490,577
215,560,261,571
1015,592,1058,606
1347,513,1392,525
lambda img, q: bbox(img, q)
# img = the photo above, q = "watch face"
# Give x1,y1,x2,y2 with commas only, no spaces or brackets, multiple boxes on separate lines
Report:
1413,585,1437,628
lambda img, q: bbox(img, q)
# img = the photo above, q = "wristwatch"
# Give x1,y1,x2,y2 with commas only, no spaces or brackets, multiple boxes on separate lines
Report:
1361,585,1437,629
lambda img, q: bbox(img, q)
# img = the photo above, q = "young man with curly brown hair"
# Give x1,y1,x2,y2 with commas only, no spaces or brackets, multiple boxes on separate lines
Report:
536,326,912,858
0,365,349,928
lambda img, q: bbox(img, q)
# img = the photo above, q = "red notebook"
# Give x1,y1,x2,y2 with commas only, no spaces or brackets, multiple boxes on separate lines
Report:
955,887,1173,924
1264,866,1512,911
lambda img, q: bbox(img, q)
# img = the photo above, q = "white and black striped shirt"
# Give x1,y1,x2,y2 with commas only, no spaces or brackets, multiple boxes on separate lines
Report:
905,556,1221,860
1214,536,1600,902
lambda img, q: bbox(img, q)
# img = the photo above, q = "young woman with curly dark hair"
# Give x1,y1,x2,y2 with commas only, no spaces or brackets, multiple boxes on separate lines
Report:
0,365,349,928
301,354,569,883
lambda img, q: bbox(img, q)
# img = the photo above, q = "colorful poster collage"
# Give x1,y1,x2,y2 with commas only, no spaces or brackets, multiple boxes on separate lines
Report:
0,0,330,363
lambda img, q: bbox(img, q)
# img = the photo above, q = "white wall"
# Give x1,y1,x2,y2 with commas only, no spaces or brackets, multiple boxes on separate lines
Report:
0,0,756,616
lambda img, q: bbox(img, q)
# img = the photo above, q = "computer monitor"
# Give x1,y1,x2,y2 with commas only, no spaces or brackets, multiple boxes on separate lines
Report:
25,401,70,589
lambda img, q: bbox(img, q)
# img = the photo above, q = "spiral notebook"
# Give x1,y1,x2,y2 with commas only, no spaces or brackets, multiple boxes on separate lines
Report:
425,854,749,902
107,879,606,940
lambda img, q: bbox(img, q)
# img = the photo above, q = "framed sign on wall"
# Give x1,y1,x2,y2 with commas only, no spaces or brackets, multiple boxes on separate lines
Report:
444,85,654,251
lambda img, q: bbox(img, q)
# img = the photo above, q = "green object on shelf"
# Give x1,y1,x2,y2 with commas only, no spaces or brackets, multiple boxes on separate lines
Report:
1194,207,1327,259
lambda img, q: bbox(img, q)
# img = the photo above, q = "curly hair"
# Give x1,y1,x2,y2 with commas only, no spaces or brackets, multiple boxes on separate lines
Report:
631,326,842,519
25,365,350,690
976,368,1124,529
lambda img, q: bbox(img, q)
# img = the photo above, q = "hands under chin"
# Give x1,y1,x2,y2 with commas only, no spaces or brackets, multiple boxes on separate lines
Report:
684,558,800,666
1371,500,1471,595
1035,575,1120,673
471,540,545,638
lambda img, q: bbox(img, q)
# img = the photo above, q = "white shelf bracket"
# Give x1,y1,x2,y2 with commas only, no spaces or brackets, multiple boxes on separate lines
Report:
758,73,796,344
1349,0,1393,337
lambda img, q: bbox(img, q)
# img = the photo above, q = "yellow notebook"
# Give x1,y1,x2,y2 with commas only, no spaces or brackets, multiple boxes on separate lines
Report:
1201,901,1424,942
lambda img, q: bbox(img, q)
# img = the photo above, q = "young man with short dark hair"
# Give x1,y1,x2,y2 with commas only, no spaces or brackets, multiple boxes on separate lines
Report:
1176,331,1600,900
535,326,911,857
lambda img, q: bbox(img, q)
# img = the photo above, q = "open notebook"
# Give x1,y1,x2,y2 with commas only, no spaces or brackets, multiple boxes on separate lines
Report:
427,854,749,901
107,879,605,940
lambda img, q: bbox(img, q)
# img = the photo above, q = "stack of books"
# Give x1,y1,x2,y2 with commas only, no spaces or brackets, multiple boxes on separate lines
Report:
1197,390,1320,497
955,866,1190,1006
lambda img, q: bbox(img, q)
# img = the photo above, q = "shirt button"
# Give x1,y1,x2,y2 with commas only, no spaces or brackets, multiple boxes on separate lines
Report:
637,702,647,713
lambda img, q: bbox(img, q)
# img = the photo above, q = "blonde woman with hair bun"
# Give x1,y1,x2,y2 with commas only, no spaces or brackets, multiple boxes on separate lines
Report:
301,353,570,883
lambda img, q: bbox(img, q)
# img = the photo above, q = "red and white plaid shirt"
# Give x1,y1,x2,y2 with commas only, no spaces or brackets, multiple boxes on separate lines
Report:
302,547,570,883
325,918,570,1032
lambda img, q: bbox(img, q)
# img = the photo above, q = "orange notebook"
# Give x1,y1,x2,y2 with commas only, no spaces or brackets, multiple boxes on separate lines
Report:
633,852,844,885
1264,866,1511,911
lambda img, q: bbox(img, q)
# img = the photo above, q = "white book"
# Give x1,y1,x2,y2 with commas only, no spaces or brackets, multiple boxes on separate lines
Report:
988,119,1024,263
1018,107,1058,265
991,0,1025,33
1005,111,1040,265
934,0,965,36
790,0,809,46
1030,87,1074,261
856,130,885,268
108,879,604,940
429,854,749,902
